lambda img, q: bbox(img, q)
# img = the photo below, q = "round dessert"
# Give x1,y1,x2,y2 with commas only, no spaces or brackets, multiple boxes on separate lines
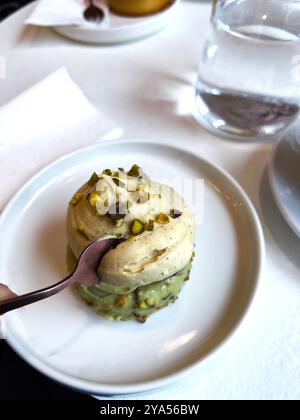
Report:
67,165,195,322
108,0,173,17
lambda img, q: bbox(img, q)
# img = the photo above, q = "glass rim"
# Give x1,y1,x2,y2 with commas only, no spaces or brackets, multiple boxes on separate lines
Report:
212,0,300,7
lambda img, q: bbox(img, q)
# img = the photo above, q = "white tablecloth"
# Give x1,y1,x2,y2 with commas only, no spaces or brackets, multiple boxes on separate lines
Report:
0,0,299,401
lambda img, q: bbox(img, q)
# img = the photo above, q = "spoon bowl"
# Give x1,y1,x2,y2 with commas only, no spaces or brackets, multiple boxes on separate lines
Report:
84,1,105,23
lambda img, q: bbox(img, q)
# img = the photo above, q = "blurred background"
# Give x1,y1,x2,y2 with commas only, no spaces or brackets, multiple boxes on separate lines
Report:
0,1,210,21
0,1,33,21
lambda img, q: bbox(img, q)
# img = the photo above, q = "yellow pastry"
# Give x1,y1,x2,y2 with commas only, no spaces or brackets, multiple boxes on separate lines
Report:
109,0,173,17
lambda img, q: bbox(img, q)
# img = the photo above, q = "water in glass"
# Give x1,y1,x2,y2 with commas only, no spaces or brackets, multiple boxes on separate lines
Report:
196,0,300,140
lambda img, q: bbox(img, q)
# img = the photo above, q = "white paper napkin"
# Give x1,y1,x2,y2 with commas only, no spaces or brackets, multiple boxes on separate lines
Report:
0,66,118,211
25,0,110,28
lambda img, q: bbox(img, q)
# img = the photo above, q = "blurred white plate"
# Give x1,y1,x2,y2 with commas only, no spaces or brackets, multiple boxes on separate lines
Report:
54,0,179,44
0,140,264,396
269,129,300,238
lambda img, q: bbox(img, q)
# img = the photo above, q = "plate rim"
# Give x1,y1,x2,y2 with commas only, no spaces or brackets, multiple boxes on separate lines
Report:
269,136,300,238
53,0,179,44
0,138,265,396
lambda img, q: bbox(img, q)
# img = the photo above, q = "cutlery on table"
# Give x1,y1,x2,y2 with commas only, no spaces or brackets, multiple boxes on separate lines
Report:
83,0,106,23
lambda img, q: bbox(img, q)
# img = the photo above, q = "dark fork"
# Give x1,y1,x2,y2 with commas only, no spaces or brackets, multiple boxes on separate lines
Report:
0,237,123,316
83,0,105,23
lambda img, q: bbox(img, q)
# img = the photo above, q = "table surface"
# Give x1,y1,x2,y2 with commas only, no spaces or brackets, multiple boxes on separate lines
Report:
0,0,300,401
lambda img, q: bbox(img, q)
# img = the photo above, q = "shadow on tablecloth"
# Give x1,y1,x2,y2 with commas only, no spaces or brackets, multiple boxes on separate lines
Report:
260,169,300,273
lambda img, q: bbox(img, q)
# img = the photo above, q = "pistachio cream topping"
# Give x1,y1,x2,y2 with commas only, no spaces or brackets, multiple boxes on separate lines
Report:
67,165,195,291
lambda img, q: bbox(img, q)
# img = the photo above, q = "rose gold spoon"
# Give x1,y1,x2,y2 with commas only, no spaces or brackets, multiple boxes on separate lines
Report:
0,237,123,316
83,0,105,23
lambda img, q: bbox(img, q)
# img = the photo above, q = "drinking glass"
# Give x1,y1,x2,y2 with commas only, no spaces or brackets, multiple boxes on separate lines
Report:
196,0,300,141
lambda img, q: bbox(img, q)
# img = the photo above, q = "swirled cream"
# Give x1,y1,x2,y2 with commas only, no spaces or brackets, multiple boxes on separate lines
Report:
67,166,195,291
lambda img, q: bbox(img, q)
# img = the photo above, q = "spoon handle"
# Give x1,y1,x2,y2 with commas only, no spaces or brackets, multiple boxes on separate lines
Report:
0,238,123,316
0,275,74,316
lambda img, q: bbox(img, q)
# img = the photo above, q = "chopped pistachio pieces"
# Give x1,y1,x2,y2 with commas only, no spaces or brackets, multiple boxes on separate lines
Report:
135,314,148,323
128,164,140,177
170,209,183,219
74,260,193,322
118,167,125,172
139,300,148,310
102,169,113,176
146,298,155,307
112,178,126,188
70,192,83,206
115,218,125,228
155,213,170,224
115,295,128,308
145,220,155,232
130,219,145,236
89,191,101,207
88,172,100,187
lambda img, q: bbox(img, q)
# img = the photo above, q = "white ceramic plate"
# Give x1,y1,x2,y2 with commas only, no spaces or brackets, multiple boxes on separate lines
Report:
0,140,264,396
54,1,178,45
269,129,300,238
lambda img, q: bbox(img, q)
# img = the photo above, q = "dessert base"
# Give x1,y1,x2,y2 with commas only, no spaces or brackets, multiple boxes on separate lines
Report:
68,247,192,323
